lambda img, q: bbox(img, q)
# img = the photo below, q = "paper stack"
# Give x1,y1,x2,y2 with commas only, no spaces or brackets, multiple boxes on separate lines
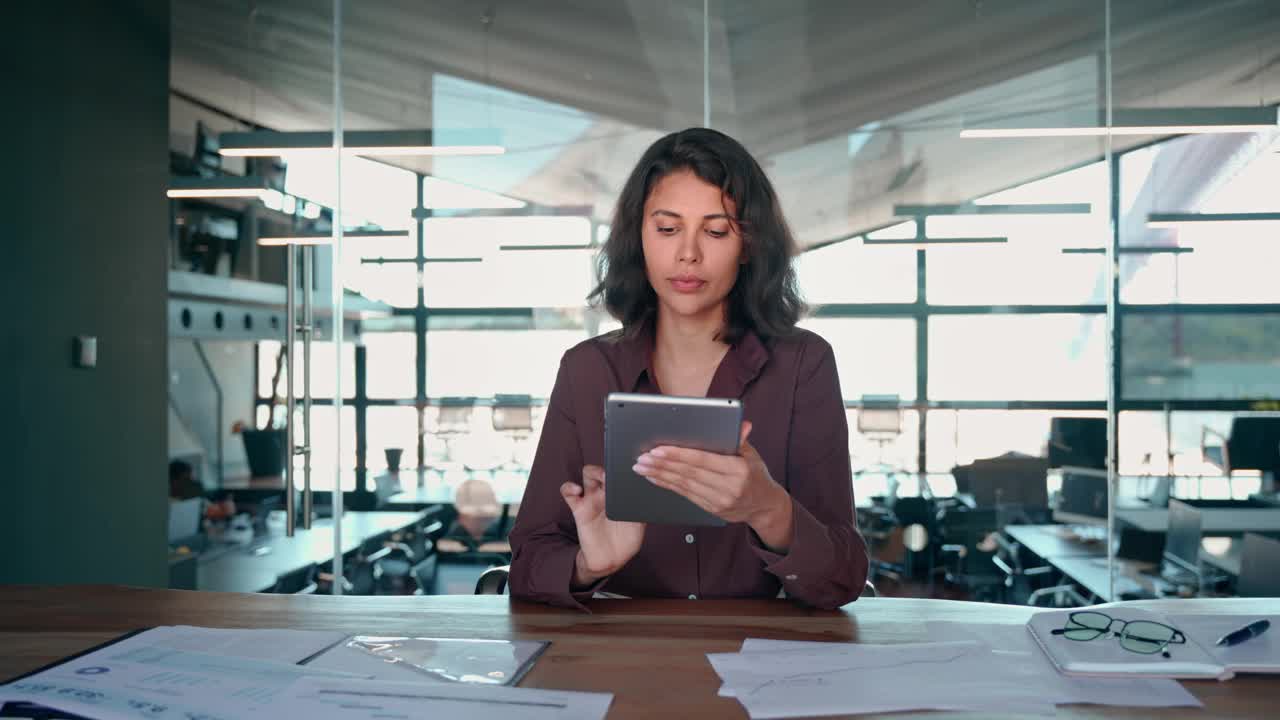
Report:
0,626,612,720
708,629,1203,719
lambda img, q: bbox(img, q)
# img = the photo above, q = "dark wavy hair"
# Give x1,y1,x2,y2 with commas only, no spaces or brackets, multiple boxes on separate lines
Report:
588,128,806,344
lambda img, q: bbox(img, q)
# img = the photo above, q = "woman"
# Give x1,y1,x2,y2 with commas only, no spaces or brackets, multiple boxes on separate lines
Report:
508,128,868,610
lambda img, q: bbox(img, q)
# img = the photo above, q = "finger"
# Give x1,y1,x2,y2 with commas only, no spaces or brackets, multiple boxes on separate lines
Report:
636,454,720,490
582,465,605,492
646,445,739,474
647,471,729,517
560,482,584,513
738,421,760,460
643,466,733,512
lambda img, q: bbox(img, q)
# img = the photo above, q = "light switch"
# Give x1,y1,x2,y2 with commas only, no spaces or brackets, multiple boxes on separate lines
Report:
73,336,97,369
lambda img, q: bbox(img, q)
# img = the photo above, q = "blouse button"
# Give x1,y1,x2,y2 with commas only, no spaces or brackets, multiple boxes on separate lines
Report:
685,533,695,544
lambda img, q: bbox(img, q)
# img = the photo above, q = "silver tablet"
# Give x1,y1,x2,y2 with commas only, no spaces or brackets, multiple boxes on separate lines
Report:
604,392,742,527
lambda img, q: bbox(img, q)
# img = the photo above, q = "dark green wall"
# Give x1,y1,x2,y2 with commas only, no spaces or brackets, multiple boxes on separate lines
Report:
1,0,170,585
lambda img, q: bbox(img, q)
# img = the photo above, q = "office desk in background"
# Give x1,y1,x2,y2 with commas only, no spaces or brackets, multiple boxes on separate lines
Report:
1004,524,1104,562
1118,507,1280,534
196,510,430,593
1004,525,1255,602
1,587,1277,719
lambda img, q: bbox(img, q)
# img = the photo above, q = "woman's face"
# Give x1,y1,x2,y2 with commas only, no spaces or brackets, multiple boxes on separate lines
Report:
641,170,744,327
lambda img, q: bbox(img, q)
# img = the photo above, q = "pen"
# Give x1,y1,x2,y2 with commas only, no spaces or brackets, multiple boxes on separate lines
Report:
1216,619,1271,647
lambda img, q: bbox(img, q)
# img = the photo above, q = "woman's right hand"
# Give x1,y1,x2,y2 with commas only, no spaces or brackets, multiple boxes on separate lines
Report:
561,465,645,587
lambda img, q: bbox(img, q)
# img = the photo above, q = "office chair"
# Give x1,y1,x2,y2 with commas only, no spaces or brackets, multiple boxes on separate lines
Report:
375,517,445,594
854,396,904,485
425,397,477,469
952,454,1050,509
871,496,942,589
271,563,319,594
436,478,512,565
938,507,1007,602
475,564,512,595
491,394,535,470
315,532,394,596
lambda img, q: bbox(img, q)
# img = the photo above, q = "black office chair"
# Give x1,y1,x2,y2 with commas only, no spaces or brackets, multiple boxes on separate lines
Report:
436,478,513,566
272,563,318,594
314,532,393,596
377,517,445,594
475,564,511,595
877,496,942,587
938,507,1007,602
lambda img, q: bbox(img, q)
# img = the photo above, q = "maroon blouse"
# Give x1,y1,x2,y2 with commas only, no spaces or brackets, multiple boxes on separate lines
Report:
508,323,869,610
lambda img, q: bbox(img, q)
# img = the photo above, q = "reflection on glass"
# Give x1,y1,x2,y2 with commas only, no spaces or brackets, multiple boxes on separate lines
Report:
1122,315,1280,400
795,241,917,304
926,410,1103,473
421,217,594,308
425,330,586,398
348,264,420,309
929,315,1106,400
1120,139,1280,304
799,318,916,400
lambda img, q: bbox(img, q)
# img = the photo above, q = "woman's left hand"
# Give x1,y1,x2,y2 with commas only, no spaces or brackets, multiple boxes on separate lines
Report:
634,421,794,549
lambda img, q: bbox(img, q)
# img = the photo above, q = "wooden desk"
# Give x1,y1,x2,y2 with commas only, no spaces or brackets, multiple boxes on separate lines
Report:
2,587,1277,719
197,510,429,593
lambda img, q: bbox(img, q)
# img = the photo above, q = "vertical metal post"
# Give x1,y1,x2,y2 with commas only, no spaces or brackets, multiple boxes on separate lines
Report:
702,0,710,128
192,341,224,489
286,245,297,536
415,173,428,479
302,245,315,528
915,249,929,490
1103,0,1118,603
331,0,346,595
355,345,368,496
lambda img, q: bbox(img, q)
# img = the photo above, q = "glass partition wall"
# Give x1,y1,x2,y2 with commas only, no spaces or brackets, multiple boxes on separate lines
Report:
170,1,1280,599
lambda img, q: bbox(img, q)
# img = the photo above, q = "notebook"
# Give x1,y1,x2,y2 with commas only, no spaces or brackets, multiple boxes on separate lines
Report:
1166,614,1280,675
1027,609,1280,680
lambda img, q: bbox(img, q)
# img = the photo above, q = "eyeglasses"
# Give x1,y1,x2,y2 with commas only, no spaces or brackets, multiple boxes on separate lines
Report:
1051,611,1187,658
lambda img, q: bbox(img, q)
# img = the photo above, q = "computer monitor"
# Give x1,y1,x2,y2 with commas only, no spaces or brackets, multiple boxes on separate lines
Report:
1115,527,1165,565
1047,417,1107,469
167,497,204,544
1163,499,1203,575
250,156,288,193
1237,533,1280,597
1226,417,1280,474
193,122,222,177
955,454,1050,508
1143,476,1173,508
1053,467,1108,526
